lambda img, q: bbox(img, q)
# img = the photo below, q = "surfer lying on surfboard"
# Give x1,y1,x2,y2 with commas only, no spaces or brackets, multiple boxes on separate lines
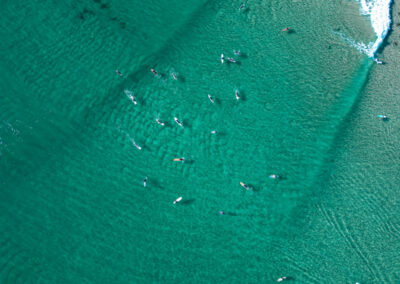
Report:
156,118,165,126
173,197,182,204
133,140,142,150
150,68,158,75
174,117,183,127
208,94,215,103
173,157,185,161
377,114,388,120
240,181,251,190
129,95,137,105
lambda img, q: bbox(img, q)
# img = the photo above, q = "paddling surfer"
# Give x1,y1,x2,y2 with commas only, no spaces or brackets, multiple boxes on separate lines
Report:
143,177,147,187
156,118,165,126
269,174,280,180
133,140,142,150
129,95,137,105
377,114,388,120
240,181,250,190
174,117,183,127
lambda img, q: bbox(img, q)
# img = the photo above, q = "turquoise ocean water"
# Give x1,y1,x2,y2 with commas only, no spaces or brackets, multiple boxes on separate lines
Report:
1,0,399,283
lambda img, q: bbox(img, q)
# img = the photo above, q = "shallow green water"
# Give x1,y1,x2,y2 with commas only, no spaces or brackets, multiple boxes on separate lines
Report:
0,0,398,283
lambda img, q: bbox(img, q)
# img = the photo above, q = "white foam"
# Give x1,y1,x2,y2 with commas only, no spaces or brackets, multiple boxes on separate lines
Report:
355,0,392,57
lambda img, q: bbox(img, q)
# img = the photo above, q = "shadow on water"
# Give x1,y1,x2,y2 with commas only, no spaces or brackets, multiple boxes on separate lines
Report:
137,97,146,106
180,198,195,205
214,98,222,106
176,75,186,83
150,179,165,190
375,0,394,54
101,3,110,10
182,119,192,128
239,7,250,14
184,159,194,165
238,90,247,101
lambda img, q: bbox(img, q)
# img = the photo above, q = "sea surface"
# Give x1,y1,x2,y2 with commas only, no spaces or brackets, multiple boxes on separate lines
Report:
0,0,399,283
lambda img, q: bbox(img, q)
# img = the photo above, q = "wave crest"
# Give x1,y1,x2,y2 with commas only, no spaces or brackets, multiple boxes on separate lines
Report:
356,0,392,58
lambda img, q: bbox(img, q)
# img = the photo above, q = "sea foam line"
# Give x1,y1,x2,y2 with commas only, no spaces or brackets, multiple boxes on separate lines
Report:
355,0,393,58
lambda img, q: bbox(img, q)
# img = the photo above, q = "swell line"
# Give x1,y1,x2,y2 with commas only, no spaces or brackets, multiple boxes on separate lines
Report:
317,204,385,282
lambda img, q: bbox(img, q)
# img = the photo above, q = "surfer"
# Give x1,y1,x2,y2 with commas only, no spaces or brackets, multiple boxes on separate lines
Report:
228,57,236,63
219,211,225,215
221,54,224,64
377,114,388,120
235,89,240,100
143,177,147,187
269,174,280,180
172,72,178,80
208,94,215,103
116,69,123,76
150,68,157,75
211,130,217,134
173,196,183,204
173,157,185,161
240,181,250,190
129,95,137,105
233,50,241,56
239,3,246,10
174,117,183,127
156,118,165,126
277,276,287,282
282,27,291,32
133,140,142,150
374,58,383,64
